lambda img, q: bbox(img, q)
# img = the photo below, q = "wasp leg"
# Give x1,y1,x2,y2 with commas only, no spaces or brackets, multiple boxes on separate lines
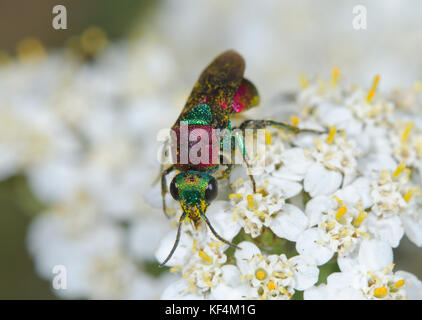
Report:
159,211,187,267
161,165,175,219
232,119,324,193
216,153,233,181
199,208,240,249
239,119,324,134
232,130,257,193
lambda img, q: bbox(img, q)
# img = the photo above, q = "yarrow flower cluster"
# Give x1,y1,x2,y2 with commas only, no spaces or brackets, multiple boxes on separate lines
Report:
157,71,422,300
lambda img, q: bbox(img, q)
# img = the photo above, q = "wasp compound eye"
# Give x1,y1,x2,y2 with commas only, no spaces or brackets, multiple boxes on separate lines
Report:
169,178,180,201
205,178,218,202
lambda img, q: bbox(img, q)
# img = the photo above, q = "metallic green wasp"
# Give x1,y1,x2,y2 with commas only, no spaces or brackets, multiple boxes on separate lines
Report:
159,50,319,266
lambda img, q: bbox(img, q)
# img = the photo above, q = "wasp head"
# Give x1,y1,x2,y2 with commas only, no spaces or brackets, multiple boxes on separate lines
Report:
169,171,217,227
160,170,239,267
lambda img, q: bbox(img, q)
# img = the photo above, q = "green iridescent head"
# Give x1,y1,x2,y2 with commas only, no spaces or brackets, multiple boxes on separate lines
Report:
160,170,239,267
169,171,217,223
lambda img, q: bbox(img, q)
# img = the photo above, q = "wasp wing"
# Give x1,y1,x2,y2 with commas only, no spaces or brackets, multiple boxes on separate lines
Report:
232,78,259,114
176,50,245,128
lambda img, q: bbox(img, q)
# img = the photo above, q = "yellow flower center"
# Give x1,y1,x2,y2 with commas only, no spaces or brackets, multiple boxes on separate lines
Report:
401,122,414,142
203,272,213,287
392,162,406,178
229,193,242,200
374,286,388,297
247,195,255,210
366,74,380,103
331,67,340,87
404,187,420,202
290,116,300,127
198,250,212,263
326,125,337,144
17,37,46,63
267,280,276,291
354,210,367,226
255,268,267,281
80,26,108,56
192,239,198,253
395,280,405,288
265,130,272,145
336,206,347,220
299,74,308,89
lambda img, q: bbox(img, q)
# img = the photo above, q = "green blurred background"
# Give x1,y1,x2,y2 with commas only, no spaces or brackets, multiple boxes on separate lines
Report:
0,0,156,52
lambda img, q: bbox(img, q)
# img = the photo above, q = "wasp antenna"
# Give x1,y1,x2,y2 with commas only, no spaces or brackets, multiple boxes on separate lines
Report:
198,207,240,249
159,212,187,267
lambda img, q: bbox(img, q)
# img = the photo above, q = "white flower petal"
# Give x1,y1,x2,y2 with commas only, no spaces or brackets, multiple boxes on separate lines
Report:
270,204,308,241
325,272,365,299
235,241,261,274
210,283,247,300
266,176,302,199
0,147,20,180
401,213,422,247
350,177,373,209
221,264,241,286
161,278,203,300
330,287,364,300
209,265,247,299
366,215,404,248
358,239,393,271
277,178,303,199
396,271,422,300
289,255,319,290
128,216,170,260
319,104,353,126
304,163,342,197
358,154,397,175
143,182,163,209
337,253,360,273
235,241,260,260
27,160,79,203
296,228,334,265
304,285,328,300
155,228,193,267
273,147,311,181
333,177,372,208
305,195,331,226
207,201,241,241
